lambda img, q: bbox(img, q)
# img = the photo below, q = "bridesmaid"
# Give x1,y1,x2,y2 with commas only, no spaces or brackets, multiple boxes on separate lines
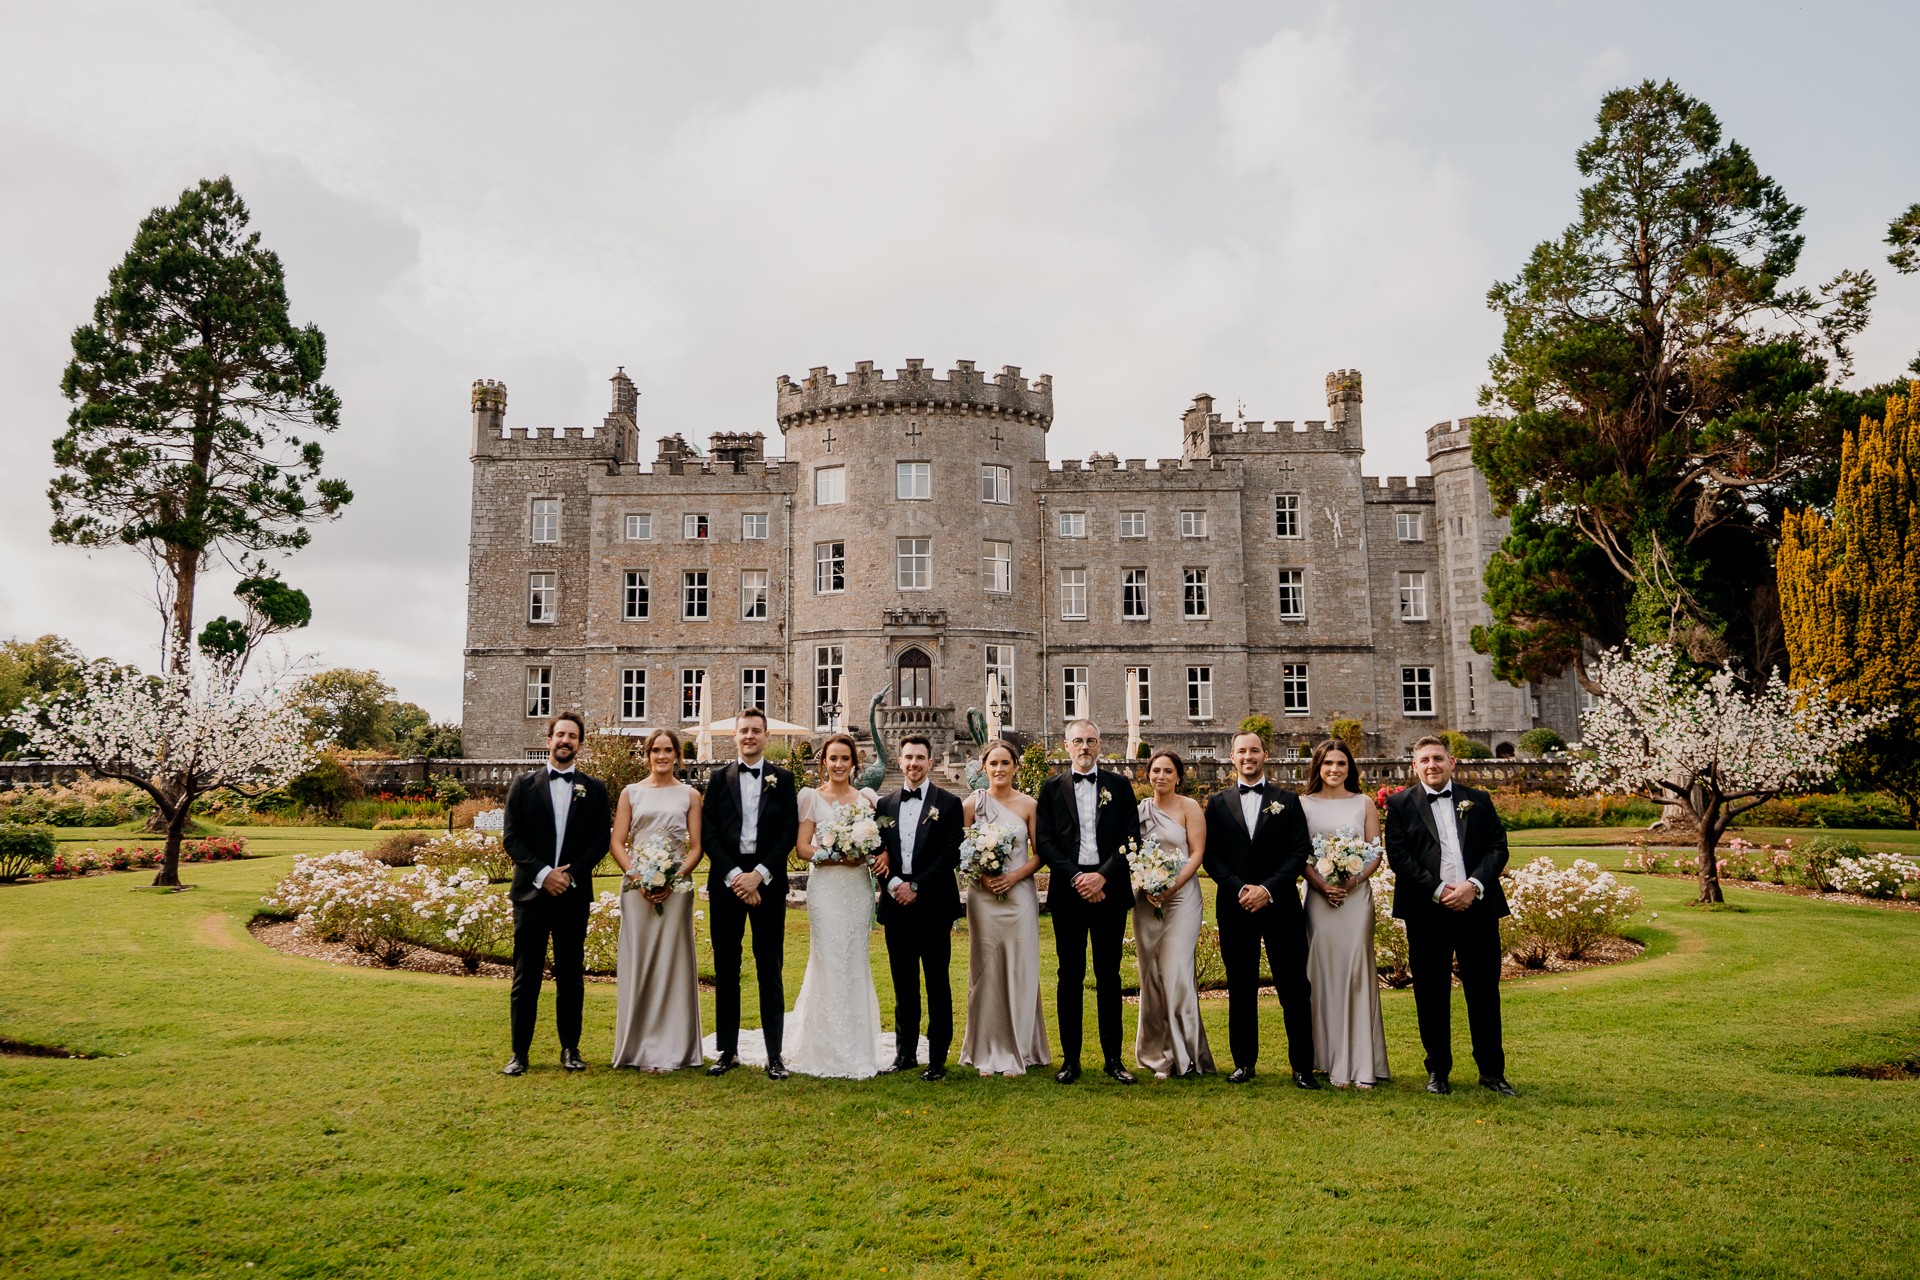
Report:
1133,751,1215,1079
1299,737,1390,1088
958,739,1051,1078
608,728,705,1072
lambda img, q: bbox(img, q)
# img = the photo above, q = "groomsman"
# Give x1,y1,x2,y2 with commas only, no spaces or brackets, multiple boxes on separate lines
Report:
1034,719,1141,1084
1201,730,1318,1087
701,707,801,1080
874,735,965,1081
500,711,612,1076
1383,735,1517,1097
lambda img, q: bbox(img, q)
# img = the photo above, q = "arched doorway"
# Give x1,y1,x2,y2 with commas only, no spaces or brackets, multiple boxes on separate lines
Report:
896,647,933,707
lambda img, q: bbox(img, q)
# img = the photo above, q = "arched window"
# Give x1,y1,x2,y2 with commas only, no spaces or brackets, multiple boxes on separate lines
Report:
896,648,933,707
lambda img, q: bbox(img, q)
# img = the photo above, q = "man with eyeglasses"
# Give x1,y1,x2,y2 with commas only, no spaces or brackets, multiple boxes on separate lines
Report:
1034,719,1142,1084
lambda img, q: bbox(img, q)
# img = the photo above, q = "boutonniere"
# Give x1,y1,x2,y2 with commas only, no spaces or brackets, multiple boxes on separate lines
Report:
763,773,780,791
1457,799,1476,815
926,805,941,822
1265,800,1283,816
1098,788,1112,807
571,783,586,801
877,815,897,830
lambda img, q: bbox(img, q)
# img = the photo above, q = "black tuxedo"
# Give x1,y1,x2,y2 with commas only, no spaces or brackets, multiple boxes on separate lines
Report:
1383,781,1510,1079
1202,780,1316,1073
501,766,613,1056
700,759,801,1060
1034,767,1141,1065
875,781,965,1064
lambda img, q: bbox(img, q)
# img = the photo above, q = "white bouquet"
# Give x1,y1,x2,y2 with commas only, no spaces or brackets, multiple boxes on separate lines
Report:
959,821,1022,900
811,799,882,867
1126,837,1187,919
1310,826,1383,908
623,837,693,914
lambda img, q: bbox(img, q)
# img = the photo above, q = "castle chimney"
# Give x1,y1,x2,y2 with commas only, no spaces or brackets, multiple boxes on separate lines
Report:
471,379,507,459
604,367,639,469
1181,394,1216,463
1326,369,1363,446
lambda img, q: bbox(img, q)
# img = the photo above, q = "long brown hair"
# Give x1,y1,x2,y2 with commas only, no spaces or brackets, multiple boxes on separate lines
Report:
981,738,1020,768
1303,738,1359,796
639,727,683,774
817,733,861,781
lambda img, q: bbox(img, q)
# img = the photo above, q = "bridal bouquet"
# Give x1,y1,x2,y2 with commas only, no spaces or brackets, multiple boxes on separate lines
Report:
811,800,882,868
1126,837,1186,919
959,821,1021,900
624,837,693,914
1311,827,1383,908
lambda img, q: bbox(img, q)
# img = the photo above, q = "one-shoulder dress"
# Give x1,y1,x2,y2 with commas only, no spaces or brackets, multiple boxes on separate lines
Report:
958,791,1051,1075
1301,792,1389,1087
611,781,704,1071
1132,798,1215,1076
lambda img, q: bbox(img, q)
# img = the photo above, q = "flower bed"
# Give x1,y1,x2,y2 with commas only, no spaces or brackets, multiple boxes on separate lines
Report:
37,836,252,878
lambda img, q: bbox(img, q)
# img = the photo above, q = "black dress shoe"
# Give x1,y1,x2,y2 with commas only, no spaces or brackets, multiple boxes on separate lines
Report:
1228,1066,1255,1084
765,1056,791,1081
561,1048,586,1072
1479,1075,1520,1097
1426,1071,1451,1095
1054,1062,1082,1084
707,1051,738,1077
878,1055,917,1076
920,1063,946,1082
1103,1060,1137,1085
1293,1071,1321,1091
501,1054,528,1077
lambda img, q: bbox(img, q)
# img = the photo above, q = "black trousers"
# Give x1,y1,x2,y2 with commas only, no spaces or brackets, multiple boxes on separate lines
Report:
1406,910,1505,1079
1050,885,1129,1065
510,891,589,1056
710,885,787,1060
1218,902,1314,1073
884,918,953,1063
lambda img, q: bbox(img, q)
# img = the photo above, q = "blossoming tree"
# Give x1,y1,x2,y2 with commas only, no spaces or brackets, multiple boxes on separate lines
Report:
8,664,312,887
1572,645,1892,902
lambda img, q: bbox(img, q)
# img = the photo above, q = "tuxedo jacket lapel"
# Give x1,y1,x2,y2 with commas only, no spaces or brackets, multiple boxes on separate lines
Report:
533,771,560,861
1452,789,1471,851
1414,787,1440,845
1250,786,1273,842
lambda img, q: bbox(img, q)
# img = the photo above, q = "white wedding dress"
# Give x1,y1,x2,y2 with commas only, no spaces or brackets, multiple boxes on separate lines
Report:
700,786,923,1076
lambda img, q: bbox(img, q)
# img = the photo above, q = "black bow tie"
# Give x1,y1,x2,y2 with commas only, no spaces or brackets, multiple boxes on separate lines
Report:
548,769,574,782
1239,783,1265,795
1074,772,1098,784
904,786,926,802
1425,787,1453,804
742,766,762,779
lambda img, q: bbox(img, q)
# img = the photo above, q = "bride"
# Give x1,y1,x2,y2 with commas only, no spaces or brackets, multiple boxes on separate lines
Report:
782,733,890,1078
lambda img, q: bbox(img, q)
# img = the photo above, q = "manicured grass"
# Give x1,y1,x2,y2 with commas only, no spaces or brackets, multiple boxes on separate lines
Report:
44,823,396,856
2,850,1916,1278
1511,825,1920,856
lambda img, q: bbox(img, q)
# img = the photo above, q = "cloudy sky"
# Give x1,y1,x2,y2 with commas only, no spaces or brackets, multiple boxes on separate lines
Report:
3,0,1915,719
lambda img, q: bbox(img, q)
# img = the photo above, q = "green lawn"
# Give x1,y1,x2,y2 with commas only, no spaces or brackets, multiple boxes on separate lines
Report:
1511,825,1920,856
2,844,1916,1278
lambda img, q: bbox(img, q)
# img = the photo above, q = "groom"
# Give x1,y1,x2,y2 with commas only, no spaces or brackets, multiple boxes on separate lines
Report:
500,711,612,1076
1383,735,1516,1097
701,707,800,1080
874,735,964,1081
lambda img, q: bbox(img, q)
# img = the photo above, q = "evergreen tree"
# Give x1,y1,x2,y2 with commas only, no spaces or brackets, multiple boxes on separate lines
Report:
1778,383,1920,824
53,177,350,674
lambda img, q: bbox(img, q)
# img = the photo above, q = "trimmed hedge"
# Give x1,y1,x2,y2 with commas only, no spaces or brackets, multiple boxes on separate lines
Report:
0,825,58,880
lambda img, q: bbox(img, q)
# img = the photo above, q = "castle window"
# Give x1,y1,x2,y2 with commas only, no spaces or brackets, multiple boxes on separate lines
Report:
624,513,651,541
1467,662,1477,713
1057,511,1086,538
682,513,709,540
528,573,556,624
1061,666,1088,722
814,542,845,594
980,465,1012,505
985,645,1015,729
682,571,709,620
742,513,768,540
1398,571,1428,621
1182,568,1209,618
1402,666,1434,715
1186,667,1214,721
814,646,843,730
1282,664,1310,716
1274,494,1301,538
983,541,1012,594
623,571,649,621
896,538,931,590
525,667,552,719
1122,569,1149,620
896,462,931,501
1131,666,1152,721
741,570,768,620
1120,511,1146,539
1180,510,1207,538
815,466,845,506
531,499,559,544
1396,512,1424,542
1277,569,1305,620
1060,568,1087,619
681,669,706,723
741,668,767,713
620,669,646,722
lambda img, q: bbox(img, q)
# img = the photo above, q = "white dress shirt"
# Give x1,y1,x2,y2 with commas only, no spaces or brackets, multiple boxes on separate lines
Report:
1423,783,1484,901
888,783,928,892
723,760,773,887
532,767,574,890
1071,769,1100,866
1237,780,1266,836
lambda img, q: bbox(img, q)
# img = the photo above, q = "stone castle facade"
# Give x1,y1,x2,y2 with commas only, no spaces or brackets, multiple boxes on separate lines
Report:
461,361,1581,761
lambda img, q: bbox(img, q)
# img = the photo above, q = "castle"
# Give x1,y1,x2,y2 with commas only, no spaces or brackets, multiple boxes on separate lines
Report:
461,361,1581,762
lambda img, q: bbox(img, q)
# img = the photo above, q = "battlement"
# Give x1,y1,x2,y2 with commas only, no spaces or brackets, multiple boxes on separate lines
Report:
1040,455,1240,488
775,358,1053,431
1423,417,1482,460
1362,474,1435,503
